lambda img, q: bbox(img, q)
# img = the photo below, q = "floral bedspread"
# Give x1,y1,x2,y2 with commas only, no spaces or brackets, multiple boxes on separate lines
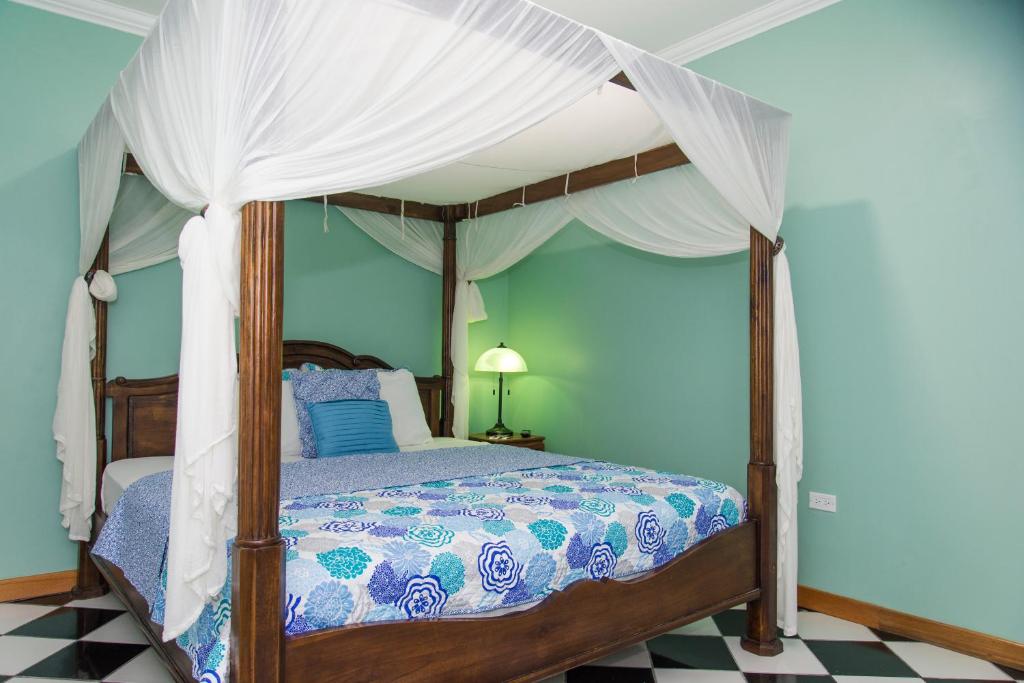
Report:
169,459,744,681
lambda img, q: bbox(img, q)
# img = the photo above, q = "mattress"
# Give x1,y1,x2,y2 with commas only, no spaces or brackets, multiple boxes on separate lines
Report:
100,437,479,512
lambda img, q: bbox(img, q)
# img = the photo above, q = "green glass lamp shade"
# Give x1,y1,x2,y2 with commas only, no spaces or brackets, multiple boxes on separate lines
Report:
475,343,526,437
475,343,528,373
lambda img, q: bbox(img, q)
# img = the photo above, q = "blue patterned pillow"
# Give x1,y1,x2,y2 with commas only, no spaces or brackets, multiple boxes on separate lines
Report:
282,362,322,381
308,400,398,457
290,369,380,457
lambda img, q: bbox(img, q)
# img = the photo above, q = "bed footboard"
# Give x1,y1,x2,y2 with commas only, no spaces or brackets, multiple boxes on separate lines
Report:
286,522,758,682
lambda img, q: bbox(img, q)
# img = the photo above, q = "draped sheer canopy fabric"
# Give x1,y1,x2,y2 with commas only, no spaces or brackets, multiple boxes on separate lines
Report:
54,171,192,545
62,0,798,640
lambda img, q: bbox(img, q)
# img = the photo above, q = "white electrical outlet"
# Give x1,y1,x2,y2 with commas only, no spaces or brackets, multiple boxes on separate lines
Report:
809,491,837,513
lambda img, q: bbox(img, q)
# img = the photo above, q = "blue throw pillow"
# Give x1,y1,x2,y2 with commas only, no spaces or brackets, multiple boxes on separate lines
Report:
291,369,381,457
308,400,399,457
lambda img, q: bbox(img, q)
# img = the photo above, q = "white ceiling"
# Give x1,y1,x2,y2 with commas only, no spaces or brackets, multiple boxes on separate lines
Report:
534,0,778,54
13,0,840,63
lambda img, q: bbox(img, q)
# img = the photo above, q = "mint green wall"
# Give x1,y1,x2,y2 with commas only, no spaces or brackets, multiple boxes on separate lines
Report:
279,201,441,376
486,0,1024,641
0,2,142,580
499,228,748,489
106,260,182,378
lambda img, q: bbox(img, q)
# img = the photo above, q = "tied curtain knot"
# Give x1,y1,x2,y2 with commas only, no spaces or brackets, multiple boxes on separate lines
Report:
178,202,241,315
87,270,118,302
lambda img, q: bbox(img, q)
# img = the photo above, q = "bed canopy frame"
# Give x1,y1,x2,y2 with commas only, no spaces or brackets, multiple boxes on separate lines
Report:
58,1,801,680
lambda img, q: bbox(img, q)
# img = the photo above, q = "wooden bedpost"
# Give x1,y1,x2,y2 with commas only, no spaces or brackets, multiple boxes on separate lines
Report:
742,227,783,656
233,201,286,682
75,231,110,599
441,207,457,436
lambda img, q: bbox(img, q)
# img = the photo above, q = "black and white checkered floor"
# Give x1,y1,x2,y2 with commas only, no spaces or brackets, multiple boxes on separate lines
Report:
0,595,1021,682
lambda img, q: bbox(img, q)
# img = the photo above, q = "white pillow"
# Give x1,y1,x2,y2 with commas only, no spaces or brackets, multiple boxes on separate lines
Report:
281,379,302,458
377,369,432,447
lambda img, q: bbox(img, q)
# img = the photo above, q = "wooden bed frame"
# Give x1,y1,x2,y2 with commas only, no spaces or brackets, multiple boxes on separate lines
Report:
77,92,784,679
91,338,764,682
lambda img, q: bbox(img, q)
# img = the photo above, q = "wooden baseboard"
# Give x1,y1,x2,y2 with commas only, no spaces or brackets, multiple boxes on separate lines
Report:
0,569,77,602
798,585,1024,671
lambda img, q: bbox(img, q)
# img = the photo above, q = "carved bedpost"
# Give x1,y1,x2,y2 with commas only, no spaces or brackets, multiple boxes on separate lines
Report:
742,227,783,656
441,207,457,437
75,231,110,599
232,201,286,682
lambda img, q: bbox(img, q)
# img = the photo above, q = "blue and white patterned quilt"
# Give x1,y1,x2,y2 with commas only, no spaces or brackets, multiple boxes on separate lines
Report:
94,446,745,682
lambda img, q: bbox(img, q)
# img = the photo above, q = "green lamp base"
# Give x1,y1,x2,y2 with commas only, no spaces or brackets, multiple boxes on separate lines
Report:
485,422,514,438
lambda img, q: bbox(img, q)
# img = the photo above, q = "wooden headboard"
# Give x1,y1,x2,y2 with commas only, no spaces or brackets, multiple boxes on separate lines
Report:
106,340,445,462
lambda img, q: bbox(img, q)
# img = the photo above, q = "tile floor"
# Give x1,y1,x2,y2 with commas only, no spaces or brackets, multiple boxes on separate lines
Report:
0,595,1020,682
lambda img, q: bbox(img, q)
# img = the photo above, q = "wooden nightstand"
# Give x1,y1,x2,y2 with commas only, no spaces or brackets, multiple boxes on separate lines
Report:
469,432,545,451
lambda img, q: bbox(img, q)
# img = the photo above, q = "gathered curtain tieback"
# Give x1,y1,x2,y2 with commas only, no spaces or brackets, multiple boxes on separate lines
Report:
179,202,241,315
87,270,118,302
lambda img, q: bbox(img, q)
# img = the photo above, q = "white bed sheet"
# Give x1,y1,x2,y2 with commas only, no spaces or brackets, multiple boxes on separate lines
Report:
100,437,480,512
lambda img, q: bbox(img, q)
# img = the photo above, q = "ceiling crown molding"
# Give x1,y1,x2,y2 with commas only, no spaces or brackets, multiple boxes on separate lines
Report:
12,0,155,36
658,0,841,64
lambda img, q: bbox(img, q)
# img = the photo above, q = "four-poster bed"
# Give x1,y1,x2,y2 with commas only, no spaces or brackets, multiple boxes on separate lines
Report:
54,1,803,680
91,337,765,683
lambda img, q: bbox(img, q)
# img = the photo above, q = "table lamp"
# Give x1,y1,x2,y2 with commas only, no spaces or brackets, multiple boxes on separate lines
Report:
475,342,528,437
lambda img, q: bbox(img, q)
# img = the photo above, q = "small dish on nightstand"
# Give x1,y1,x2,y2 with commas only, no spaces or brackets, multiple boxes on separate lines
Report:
469,432,545,452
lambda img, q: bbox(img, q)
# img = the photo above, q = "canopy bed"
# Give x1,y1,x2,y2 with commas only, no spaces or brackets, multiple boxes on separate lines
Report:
53,1,803,681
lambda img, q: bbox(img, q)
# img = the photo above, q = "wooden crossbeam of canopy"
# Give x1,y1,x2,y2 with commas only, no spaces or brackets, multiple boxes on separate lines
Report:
609,71,634,90
321,192,444,221
124,140,690,225
460,142,689,218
